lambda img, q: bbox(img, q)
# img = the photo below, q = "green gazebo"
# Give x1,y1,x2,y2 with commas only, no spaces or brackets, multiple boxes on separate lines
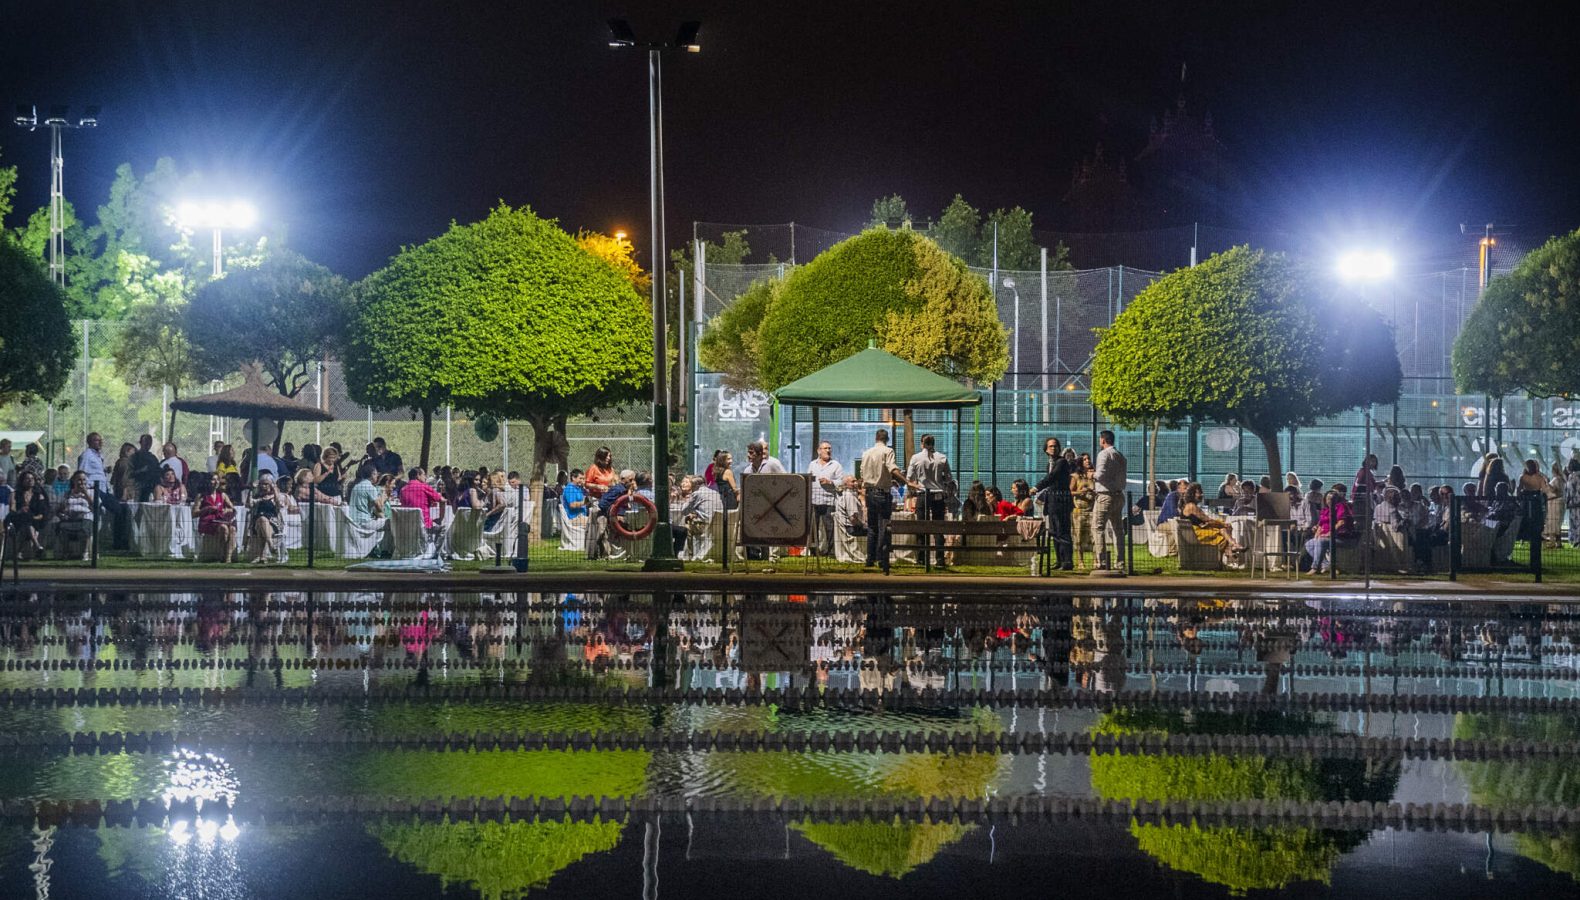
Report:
771,345,982,471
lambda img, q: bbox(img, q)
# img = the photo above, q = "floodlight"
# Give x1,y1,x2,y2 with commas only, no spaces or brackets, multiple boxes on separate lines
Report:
1002,277,1016,289
14,105,35,127
79,105,100,127
178,199,257,230
614,230,628,241
44,106,69,126
607,18,636,47
676,21,701,51
1336,250,1395,282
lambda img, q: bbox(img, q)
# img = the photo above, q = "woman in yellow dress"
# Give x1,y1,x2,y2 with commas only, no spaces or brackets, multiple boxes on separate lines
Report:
1181,482,1246,565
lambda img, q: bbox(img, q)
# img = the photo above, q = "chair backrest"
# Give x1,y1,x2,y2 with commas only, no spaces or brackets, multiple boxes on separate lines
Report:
1257,491,1291,520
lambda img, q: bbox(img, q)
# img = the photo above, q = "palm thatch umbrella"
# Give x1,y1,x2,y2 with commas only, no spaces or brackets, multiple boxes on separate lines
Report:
170,368,334,483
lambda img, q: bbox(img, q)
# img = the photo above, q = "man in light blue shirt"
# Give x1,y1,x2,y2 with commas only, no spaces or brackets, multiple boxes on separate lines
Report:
77,432,110,495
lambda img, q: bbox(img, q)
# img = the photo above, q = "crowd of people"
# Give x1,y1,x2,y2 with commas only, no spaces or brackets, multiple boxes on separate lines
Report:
0,433,525,563
1143,451,1580,574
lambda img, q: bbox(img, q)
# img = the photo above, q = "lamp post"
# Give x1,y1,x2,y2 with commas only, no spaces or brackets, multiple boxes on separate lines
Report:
1337,249,1397,462
609,18,700,570
177,200,257,278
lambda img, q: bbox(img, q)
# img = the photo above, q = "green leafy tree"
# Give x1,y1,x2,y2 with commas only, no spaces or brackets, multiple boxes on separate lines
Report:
0,146,16,222
751,228,1008,391
696,277,776,390
983,206,1039,269
1453,227,1580,399
576,229,651,295
0,237,76,407
929,194,982,262
868,193,911,229
348,204,651,475
186,249,348,413
1091,246,1401,480
112,297,196,436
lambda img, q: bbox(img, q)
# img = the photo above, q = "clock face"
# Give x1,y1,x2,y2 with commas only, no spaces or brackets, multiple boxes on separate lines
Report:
740,474,811,544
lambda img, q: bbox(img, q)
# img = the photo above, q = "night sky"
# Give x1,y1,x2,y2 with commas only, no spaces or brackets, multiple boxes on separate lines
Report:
2,1,1575,278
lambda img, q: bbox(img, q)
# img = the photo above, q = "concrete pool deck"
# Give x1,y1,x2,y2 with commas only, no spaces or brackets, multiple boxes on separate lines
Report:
4,566,1575,601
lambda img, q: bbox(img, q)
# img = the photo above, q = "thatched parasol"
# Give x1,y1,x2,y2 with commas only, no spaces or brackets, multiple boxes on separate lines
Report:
170,368,333,482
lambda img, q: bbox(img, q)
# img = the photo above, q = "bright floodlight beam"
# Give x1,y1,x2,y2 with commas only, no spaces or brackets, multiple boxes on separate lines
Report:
178,199,258,277
1336,250,1396,282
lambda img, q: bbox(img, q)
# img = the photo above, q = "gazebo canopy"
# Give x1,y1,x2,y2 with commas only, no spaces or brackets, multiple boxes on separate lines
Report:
772,347,981,409
169,369,334,422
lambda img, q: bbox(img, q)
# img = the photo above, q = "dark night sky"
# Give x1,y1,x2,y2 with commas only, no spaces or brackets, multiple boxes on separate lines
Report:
2,1,1576,277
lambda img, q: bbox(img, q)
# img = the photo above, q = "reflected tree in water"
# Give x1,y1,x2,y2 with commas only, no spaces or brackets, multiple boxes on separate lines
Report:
1455,713,1580,882
1090,708,1399,894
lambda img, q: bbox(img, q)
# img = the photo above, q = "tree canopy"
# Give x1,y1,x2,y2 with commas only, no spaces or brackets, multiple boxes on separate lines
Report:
704,228,1008,392
0,237,76,407
1453,227,1580,399
346,204,651,474
868,193,1070,270
1091,245,1402,479
186,249,349,399
576,229,651,295
112,297,195,436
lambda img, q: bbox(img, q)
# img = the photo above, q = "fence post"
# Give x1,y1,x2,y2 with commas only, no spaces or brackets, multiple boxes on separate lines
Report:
91,484,100,569
1531,493,1543,584
1327,493,1336,582
1126,490,1136,576
1449,494,1461,581
306,494,316,569
515,483,528,571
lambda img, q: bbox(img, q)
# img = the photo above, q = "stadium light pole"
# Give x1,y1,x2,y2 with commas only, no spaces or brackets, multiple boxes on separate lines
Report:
13,104,99,289
177,200,257,278
608,18,700,571
1337,249,1397,462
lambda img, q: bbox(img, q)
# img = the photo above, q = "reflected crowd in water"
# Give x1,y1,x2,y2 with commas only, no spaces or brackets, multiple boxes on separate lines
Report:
2,589,1580,898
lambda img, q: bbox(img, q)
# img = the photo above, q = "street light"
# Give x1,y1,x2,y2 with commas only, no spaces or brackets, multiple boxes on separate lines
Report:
177,200,257,277
1335,250,1395,282
1002,275,1021,410
614,230,628,242
13,104,99,288
608,18,701,570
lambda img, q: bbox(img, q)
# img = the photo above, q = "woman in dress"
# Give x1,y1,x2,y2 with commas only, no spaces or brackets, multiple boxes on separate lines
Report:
194,479,237,563
214,444,239,482
713,451,739,512
987,486,1020,520
1012,479,1036,517
313,446,344,499
110,443,137,502
246,474,285,564
54,472,97,559
1069,456,1095,568
1181,482,1246,566
4,471,52,557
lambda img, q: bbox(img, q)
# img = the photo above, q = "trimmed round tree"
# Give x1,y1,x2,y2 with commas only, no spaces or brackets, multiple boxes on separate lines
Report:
346,204,652,474
1453,227,1580,400
1092,246,1401,481
750,228,1007,391
0,237,75,408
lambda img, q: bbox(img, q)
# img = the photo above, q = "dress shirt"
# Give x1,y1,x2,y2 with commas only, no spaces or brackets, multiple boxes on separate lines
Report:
906,450,952,494
1093,446,1128,494
808,458,843,505
859,444,898,490
77,448,109,494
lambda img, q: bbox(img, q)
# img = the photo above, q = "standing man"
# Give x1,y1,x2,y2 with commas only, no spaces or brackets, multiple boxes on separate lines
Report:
742,440,785,560
130,435,163,502
0,439,16,487
906,433,953,567
78,433,111,499
1035,436,1074,570
859,428,905,568
1091,430,1128,571
807,441,843,557
372,437,404,479
160,442,188,484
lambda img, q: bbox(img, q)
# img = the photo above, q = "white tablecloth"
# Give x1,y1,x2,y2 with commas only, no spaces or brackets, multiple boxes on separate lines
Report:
127,502,195,559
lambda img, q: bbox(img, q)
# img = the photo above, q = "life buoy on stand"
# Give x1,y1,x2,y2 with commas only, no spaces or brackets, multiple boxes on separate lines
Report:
609,492,659,540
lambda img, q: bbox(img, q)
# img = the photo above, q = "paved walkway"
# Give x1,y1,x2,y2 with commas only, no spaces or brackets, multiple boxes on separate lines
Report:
3,566,1572,601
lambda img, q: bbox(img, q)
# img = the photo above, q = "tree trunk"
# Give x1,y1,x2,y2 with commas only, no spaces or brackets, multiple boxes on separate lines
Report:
273,418,285,455
1146,417,1160,499
419,408,433,469
167,386,180,441
1244,423,1282,487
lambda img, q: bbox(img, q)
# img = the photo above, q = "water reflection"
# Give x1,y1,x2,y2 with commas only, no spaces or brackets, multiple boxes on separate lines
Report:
2,590,1580,896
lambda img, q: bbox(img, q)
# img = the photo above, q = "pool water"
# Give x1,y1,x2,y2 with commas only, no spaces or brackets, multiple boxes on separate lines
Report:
1,589,1578,898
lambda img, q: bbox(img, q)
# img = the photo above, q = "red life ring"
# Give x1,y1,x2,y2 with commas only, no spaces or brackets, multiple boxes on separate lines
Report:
609,492,659,540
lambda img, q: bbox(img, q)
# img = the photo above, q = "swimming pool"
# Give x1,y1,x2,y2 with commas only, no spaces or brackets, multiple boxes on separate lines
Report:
2,590,1578,897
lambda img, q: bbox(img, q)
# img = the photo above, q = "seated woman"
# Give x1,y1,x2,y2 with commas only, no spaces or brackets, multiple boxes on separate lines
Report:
54,472,96,560
155,466,186,505
987,486,1020,520
4,471,52,558
1303,488,1352,574
1011,479,1036,517
194,480,237,563
483,471,509,532
247,474,286,564
1484,481,1522,564
958,481,990,520
1180,482,1247,566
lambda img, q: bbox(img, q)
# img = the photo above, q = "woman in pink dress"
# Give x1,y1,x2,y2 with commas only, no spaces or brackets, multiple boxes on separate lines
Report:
193,480,237,563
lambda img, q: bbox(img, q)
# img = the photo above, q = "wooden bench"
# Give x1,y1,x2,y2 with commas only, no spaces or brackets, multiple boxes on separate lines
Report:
885,518,1043,573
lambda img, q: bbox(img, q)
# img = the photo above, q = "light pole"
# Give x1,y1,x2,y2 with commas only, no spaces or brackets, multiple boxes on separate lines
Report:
1337,249,1397,463
12,105,98,288
177,200,257,277
609,18,700,570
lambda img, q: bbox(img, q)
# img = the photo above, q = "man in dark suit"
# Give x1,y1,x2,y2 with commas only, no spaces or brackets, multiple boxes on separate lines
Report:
1035,436,1074,570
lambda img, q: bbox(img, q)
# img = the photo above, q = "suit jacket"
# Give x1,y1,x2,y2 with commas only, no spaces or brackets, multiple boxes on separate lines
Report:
1036,458,1073,511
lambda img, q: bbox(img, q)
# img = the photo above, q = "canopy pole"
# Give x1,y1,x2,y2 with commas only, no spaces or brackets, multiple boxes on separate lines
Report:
903,409,915,465
769,398,780,458
811,407,820,464
250,417,261,484
972,404,980,483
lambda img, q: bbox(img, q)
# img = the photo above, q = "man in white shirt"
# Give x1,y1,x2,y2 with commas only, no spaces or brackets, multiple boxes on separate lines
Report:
78,432,110,496
807,441,844,557
161,442,188,483
858,428,905,567
741,440,785,559
834,475,866,545
906,433,953,566
0,439,16,486
206,440,223,474
1091,429,1128,571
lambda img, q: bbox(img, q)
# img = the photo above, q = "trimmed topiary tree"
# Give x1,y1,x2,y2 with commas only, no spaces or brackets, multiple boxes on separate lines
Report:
741,228,1007,391
1092,245,1401,481
347,204,651,474
1453,227,1580,400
